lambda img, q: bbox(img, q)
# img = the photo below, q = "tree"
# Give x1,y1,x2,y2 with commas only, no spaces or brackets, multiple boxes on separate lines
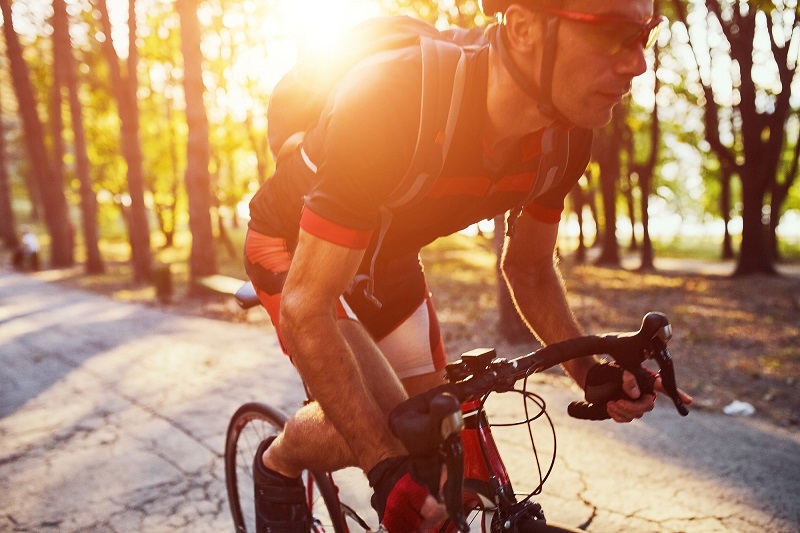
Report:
53,0,104,273
95,0,152,282
593,105,627,266
0,80,16,248
674,0,799,275
1,0,73,267
177,0,217,282
769,115,800,261
630,44,663,271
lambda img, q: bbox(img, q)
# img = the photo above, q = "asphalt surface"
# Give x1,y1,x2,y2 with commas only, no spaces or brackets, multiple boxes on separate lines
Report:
1,269,798,532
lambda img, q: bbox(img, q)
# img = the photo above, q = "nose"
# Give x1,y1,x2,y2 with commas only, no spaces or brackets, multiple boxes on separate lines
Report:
616,43,648,78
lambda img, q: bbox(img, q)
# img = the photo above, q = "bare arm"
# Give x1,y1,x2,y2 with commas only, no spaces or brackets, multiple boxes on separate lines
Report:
501,213,692,422
280,228,405,472
500,213,597,388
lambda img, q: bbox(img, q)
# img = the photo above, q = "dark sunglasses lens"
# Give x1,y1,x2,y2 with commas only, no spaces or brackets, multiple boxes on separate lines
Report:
615,19,663,50
641,17,666,49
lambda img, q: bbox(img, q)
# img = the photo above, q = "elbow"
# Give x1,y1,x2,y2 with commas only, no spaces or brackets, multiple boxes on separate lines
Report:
278,290,311,348
278,288,334,353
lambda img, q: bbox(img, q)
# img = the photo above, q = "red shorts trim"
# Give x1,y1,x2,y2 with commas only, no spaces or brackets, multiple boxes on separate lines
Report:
244,230,445,377
244,231,354,355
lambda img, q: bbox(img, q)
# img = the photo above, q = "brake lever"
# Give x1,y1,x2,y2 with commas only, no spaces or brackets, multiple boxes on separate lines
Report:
632,313,689,417
433,395,468,532
442,434,468,533
652,344,689,416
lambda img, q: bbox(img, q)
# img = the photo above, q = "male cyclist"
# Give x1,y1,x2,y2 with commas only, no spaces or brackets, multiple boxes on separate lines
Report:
244,0,692,531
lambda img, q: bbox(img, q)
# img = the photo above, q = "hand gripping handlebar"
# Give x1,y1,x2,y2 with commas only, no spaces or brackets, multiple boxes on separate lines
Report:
388,313,689,531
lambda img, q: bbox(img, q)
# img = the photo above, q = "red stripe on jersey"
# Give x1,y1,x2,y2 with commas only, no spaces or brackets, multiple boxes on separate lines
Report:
491,172,537,193
524,203,563,224
427,176,491,198
520,130,546,162
300,208,373,249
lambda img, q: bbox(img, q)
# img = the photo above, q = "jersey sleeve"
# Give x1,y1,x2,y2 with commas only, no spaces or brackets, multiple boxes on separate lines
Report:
300,49,422,248
523,127,593,224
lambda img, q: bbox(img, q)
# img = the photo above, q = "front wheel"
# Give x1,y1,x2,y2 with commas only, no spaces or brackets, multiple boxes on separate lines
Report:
439,479,583,533
224,402,346,533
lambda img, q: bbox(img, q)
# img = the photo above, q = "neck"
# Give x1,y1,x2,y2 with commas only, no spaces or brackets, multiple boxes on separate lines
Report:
485,43,552,153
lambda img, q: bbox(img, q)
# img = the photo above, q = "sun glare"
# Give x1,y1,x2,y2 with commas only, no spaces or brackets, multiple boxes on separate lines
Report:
213,0,384,120
267,0,384,77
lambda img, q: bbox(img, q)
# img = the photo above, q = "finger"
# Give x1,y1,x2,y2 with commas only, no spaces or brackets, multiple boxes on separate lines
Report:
680,389,694,405
654,377,695,405
418,495,448,532
607,393,656,423
621,370,641,400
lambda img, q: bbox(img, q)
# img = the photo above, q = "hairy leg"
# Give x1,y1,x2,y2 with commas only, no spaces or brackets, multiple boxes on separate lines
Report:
263,319,408,477
401,370,446,397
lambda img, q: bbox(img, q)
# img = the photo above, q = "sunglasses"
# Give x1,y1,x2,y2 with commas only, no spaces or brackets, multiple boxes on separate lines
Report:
538,9,668,54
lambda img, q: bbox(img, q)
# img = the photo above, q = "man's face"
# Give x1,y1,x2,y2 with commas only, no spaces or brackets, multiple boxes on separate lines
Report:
545,0,657,128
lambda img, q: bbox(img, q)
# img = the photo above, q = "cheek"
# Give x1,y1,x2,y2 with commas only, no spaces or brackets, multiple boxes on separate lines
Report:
552,73,617,128
551,58,594,105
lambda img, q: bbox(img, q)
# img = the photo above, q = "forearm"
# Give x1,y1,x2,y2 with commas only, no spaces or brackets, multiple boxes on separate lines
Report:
282,306,405,472
503,256,598,389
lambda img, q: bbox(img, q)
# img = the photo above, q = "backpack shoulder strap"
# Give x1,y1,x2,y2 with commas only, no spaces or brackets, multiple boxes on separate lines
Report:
384,37,470,209
361,38,473,308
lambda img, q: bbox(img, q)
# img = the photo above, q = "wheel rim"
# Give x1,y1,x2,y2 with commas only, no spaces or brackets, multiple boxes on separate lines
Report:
224,403,349,533
226,406,285,533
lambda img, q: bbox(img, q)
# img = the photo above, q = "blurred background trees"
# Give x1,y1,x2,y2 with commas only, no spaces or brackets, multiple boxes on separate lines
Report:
1,0,799,321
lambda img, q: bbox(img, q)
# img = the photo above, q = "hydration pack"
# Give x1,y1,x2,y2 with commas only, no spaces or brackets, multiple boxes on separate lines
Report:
267,16,490,209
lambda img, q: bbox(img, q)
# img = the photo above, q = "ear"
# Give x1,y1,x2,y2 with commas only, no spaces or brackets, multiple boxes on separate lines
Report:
503,5,540,53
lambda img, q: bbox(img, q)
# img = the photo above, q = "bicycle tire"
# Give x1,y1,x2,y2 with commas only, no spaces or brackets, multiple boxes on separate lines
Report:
440,479,583,533
224,402,346,533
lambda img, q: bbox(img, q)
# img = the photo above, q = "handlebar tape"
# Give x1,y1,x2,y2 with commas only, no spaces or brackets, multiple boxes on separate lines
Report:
568,363,657,420
389,387,459,456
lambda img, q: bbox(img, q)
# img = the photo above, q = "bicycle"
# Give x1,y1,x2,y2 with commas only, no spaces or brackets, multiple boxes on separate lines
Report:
225,282,689,532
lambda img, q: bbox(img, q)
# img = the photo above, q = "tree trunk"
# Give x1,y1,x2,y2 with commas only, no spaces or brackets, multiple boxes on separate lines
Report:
568,183,587,263
177,0,218,282
48,0,77,268
639,176,654,271
54,0,104,273
623,172,638,251
0,84,17,248
768,125,800,262
720,164,735,260
637,44,661,272
735,169,776,275
593,109,623,266
96,0,152,282
1,0,74,267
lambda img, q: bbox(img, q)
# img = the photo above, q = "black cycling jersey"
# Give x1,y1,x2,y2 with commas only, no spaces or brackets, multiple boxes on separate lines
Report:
247,40,591,260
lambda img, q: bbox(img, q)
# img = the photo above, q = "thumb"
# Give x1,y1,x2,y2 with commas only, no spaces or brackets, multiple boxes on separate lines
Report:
621,370,641,400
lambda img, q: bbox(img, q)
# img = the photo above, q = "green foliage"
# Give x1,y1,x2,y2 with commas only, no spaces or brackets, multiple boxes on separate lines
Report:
5,0,800,266
381,0,489,27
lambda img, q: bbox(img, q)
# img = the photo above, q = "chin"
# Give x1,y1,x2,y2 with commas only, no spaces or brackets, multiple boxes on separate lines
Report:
559,97,619,129
565,106,615,129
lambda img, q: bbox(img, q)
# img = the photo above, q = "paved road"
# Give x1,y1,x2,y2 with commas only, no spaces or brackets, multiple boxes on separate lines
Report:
1,270,798,532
